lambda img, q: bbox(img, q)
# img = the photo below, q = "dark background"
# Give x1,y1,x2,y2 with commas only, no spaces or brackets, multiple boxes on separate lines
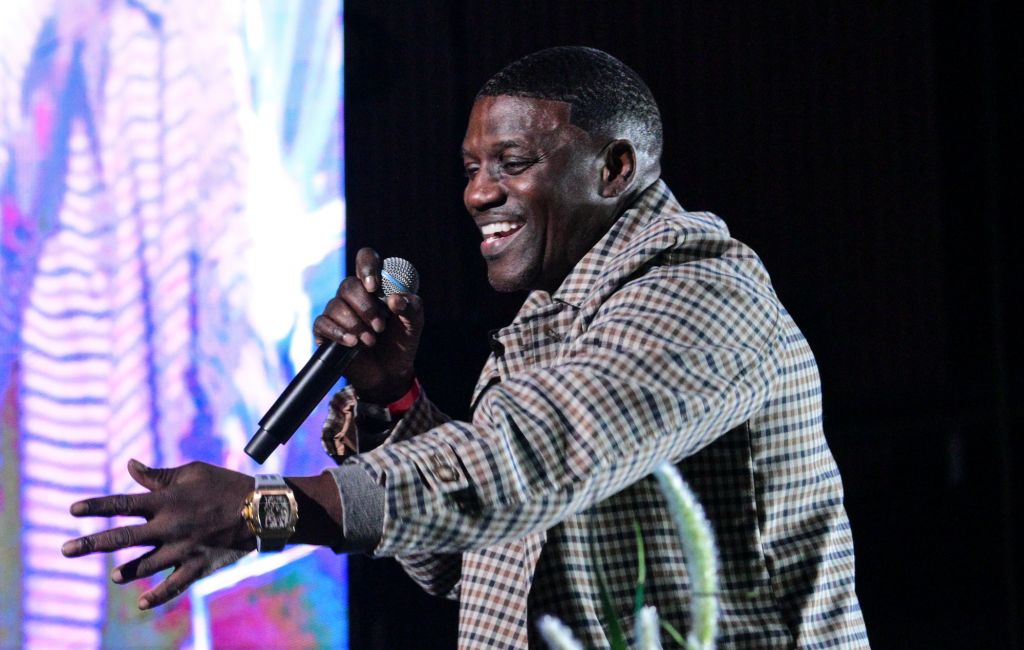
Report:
343,2,1020,648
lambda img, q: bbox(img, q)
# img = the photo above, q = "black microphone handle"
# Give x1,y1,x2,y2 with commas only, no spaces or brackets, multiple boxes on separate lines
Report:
244,341,359,464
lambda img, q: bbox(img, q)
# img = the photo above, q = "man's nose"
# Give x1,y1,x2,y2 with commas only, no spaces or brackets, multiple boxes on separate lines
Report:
464,171,506,212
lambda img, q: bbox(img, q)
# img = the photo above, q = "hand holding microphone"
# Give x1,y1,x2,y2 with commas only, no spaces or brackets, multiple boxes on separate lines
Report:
245,249,422,463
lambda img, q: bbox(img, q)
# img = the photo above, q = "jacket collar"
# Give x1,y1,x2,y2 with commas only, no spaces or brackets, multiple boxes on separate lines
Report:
557,178,704,306
512,179,676,317
514,179,730,318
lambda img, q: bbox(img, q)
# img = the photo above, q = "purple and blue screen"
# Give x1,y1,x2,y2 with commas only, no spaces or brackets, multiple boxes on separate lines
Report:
1,2,347,647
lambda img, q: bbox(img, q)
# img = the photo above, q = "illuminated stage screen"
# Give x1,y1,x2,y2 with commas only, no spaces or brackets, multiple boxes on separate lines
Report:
1,2,347,647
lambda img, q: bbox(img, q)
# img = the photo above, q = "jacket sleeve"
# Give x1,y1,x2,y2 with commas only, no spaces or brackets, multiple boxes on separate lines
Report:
346,263,785,558
324,384,465,599
376,386,464,599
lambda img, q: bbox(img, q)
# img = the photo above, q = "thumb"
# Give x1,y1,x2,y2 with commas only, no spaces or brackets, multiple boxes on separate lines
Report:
388,293,424,335
127,459,174,491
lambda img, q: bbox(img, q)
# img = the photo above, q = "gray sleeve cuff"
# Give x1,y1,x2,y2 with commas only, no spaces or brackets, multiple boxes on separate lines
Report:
325,464,385,554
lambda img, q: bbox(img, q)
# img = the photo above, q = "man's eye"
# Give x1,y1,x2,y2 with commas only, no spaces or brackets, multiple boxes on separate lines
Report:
501,159,532,174
463,166,479,179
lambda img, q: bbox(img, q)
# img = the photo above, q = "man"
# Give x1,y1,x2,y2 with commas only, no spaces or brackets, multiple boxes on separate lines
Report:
64,47,868,647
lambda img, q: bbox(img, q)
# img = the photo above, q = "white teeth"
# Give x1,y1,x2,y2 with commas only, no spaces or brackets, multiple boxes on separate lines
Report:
481,221,523,239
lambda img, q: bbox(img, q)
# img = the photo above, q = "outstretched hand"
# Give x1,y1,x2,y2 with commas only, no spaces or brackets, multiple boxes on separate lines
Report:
62,459,256,610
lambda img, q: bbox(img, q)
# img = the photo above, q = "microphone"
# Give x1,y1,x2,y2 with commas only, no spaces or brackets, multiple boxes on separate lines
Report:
245,257,420,464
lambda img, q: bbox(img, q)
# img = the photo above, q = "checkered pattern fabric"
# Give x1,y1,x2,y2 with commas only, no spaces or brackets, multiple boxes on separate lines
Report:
334,180,868,648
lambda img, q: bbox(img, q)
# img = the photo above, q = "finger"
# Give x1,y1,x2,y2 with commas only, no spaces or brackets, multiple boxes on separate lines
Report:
335,277,388,338
138,556,203,610
62,523,156,557
386,293,424,335
126,458,175,492
313,313,358,347
318,298,375,346
70,491,156,518
354,247,382,293
113,545,177,584
386,292,422,318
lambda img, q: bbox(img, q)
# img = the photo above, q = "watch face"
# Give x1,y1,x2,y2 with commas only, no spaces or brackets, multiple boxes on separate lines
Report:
259,494,292,530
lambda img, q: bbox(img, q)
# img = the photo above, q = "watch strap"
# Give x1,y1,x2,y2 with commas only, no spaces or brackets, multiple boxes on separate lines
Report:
256,473,286,490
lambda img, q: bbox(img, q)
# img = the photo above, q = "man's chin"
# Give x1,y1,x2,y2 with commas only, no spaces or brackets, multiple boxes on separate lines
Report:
487,275,528,293
486,264,532,293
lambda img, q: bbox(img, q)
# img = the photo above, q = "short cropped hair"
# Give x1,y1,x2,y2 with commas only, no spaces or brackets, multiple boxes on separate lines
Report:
477,46,663,161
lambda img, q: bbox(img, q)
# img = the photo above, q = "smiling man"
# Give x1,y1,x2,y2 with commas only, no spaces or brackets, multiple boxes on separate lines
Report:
64,47,868,648
463,93,642,293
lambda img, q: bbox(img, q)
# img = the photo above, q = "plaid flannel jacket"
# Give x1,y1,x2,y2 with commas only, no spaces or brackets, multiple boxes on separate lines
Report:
329,180,868,648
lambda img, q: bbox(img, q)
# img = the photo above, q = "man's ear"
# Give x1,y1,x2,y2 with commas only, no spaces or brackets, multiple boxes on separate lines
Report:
600,140,637,198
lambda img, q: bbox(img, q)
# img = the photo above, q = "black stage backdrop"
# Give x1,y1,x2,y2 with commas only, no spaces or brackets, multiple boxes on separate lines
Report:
343,3,1020,648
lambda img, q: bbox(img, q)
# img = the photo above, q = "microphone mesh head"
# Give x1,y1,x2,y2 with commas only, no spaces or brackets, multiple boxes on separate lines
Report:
380,257,420,296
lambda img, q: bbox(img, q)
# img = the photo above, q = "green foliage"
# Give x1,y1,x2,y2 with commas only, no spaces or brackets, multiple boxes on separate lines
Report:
540,462,721,650
653,462,719,650
634,523,647,615
660,619,687,648
593,544,629,650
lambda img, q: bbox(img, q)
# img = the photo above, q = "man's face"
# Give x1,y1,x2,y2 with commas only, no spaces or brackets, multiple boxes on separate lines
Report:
462,95,605,293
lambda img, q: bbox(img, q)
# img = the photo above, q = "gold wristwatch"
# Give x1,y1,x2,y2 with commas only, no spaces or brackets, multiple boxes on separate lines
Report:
241,474,298,552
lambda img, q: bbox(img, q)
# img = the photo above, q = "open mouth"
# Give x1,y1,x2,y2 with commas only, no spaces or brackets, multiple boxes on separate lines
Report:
479,220,525,255
481,221,523,241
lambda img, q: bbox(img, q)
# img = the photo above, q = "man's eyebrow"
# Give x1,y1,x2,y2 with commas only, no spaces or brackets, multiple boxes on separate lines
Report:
494,139,525,151
460,140,528,158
